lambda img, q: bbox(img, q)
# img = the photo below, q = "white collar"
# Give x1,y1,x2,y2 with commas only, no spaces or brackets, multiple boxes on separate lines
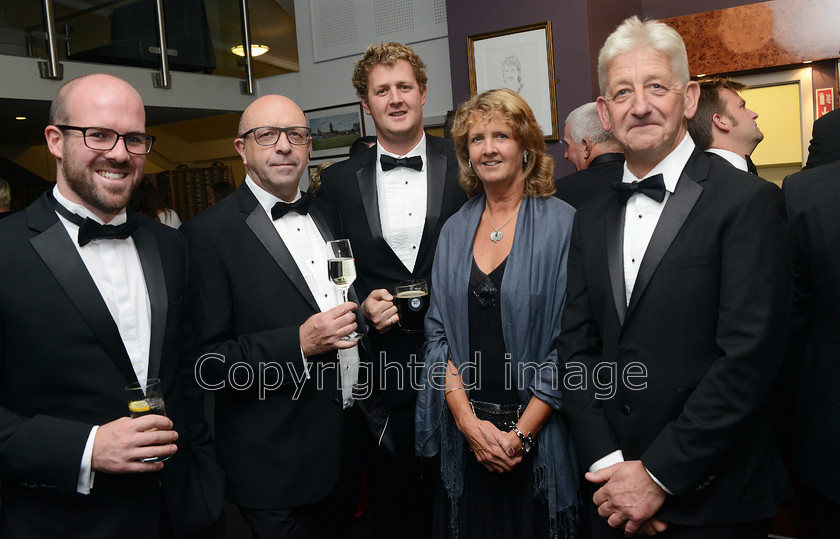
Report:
244,175,301,216
622,133,696,193
706,148,748,172
52,185,127,226
377,133,427,161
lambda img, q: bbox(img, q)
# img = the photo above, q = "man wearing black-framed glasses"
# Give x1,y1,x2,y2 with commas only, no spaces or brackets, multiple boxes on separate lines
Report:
0,73,223,537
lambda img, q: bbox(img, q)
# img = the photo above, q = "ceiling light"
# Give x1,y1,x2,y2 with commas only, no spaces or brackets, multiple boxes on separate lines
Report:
15,116,26,120
231,44,269,57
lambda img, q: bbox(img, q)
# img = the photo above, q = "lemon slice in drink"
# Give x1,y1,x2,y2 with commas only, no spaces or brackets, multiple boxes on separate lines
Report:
128,399,150,414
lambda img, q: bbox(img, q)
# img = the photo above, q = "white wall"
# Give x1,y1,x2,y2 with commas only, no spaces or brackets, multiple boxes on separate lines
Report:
257,0,454,133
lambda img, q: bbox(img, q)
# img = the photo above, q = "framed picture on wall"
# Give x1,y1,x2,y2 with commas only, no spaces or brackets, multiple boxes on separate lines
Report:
467,22,559,141
305,102,367,158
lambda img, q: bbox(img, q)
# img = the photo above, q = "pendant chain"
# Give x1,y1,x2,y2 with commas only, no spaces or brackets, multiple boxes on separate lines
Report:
485,202,519,243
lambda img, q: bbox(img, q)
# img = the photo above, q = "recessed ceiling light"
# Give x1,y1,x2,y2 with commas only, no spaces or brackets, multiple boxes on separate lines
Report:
231,44,269,57
15,116,26,120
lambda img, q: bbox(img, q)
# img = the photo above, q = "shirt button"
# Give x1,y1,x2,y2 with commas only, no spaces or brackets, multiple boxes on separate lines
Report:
408,212,412,216
631,258,636,263
638,215,642,219
405,181,408,185
324,294,328,298
297,228,301,231
412,245,417,249
310,260,314,264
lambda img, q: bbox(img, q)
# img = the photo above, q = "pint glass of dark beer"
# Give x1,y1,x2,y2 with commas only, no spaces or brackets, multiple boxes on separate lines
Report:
394,279,429,334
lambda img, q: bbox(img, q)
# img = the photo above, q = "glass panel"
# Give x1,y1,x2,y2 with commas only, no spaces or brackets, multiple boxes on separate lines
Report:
0,0,297,79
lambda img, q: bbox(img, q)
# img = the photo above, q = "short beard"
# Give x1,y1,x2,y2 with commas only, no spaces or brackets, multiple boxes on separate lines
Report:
62,157,137,216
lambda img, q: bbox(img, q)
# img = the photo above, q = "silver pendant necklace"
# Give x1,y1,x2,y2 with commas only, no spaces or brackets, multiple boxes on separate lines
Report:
485,202,519,243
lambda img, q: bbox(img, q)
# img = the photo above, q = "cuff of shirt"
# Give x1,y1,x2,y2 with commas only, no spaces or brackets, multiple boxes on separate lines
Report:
77,425,98,495
299,347,311,380
645,468,674,495
589,450,624,473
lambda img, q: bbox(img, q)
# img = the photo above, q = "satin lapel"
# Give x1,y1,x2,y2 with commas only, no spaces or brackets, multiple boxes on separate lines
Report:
626,169,704,319
246,203,320,313
416,142,446,269
605,196,628,324
30,221,138,384
133,224,166,380
357,154,383,244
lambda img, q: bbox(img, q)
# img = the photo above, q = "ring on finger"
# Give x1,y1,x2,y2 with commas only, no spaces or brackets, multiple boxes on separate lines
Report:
388,317,393,326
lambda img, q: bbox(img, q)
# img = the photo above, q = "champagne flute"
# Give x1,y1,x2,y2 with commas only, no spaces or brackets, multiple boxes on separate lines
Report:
327,239,363,340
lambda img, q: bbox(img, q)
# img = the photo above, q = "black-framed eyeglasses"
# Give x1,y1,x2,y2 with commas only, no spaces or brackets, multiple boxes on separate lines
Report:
56,125,155,155
240,126,311,146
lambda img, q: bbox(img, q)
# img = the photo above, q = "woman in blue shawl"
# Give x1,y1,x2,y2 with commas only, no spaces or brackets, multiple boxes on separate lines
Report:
416,89,580,538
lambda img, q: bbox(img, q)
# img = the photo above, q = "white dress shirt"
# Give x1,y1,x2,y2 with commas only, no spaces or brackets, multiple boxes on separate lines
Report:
53,186,152,495
591,134,697,496
706,148,748,172
245,177,360,408
622,134,696,305
376,135,428,273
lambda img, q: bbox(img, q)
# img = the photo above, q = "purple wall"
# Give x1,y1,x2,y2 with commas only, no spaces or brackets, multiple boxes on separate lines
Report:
445,0,767,178
445,0,592,178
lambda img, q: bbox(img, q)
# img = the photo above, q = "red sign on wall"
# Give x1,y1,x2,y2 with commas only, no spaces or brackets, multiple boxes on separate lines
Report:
816,88,834,118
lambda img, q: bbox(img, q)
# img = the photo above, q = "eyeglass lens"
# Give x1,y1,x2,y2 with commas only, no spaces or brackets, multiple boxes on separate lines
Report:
252,127,311,146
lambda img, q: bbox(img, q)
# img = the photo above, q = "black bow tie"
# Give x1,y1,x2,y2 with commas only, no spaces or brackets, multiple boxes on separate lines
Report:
271,192,311,220
612,174,667,204
49,191,138,246
745,155,758,175
380,154,423,172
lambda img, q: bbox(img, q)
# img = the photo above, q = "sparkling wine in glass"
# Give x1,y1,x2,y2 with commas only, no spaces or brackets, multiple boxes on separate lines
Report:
327,239,363,340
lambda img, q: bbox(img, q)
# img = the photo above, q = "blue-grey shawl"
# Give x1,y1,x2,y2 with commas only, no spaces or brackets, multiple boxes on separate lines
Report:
415,194,580,538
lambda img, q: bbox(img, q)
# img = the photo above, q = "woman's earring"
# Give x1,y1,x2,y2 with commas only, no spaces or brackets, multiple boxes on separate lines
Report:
468,159,472,168
523,152,528,164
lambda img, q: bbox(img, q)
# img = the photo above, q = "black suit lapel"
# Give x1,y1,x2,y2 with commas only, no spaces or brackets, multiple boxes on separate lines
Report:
626,151,707,319
28,201,138,384
133,223,166,380
416,138,447,274
244,195,320,313
357,153,384,244
605,196,628,323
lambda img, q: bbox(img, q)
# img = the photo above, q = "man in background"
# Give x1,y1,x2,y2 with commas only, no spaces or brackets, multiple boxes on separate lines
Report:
781,155,840,539
318,42,466,538
0,177,11,218
555,102,625,208
687,78,763,173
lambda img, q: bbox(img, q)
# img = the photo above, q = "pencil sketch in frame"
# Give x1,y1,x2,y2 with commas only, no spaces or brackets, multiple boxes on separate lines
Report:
467,22,559,141
305,102,367,159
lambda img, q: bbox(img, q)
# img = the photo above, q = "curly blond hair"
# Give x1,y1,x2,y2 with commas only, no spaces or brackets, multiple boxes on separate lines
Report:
451,89,554,198
352,42,428,100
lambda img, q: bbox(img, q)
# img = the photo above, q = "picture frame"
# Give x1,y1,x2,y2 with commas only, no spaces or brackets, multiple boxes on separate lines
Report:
467,22,559,141
305,102,367,158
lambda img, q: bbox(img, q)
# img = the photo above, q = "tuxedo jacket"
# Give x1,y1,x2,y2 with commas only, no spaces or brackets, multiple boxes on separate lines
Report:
558,149,792,525
317,135,466,410
804,108,840,169
0,192,223,538
782,161,840,504
554,152,625,209
181,184,365,509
